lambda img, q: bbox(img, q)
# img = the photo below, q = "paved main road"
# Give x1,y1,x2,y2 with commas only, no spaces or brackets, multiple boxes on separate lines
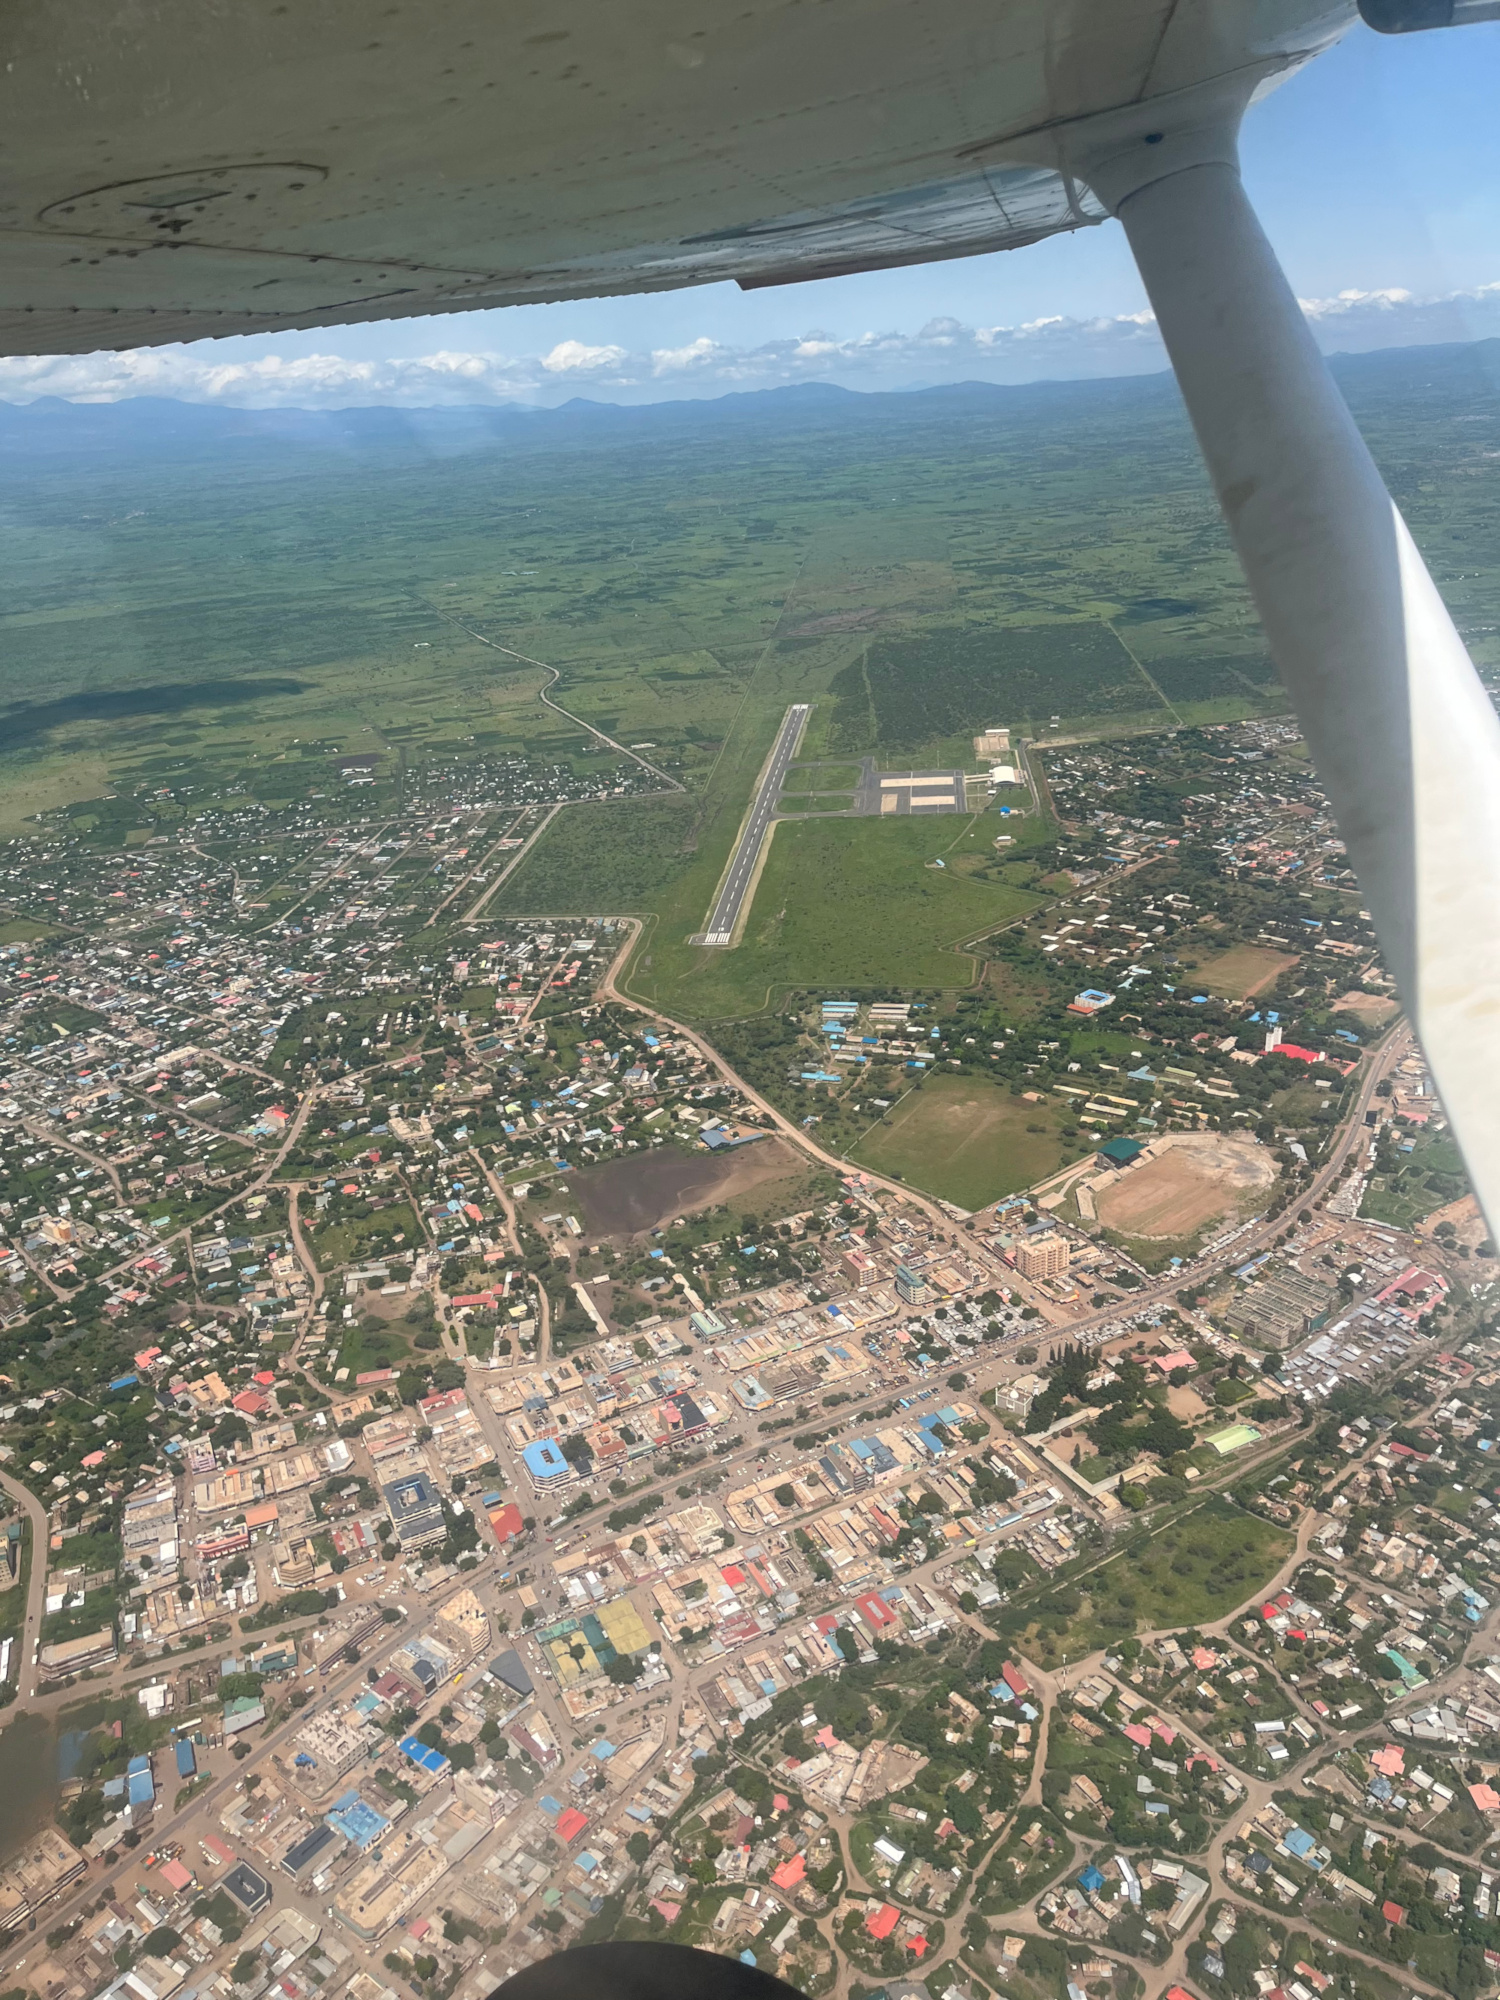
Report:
0,1469,48,1700
698,702,809,945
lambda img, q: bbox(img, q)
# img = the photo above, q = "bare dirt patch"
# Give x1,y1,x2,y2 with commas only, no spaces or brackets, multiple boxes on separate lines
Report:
1419,1192,1487,1250
1052,1427,1093,1467
1332,989,1400,1022
784,609,880,636
562,1136,806,1240
1193,943,1298,1001
1166,1384,1210,1421
1095,1132,1276,1240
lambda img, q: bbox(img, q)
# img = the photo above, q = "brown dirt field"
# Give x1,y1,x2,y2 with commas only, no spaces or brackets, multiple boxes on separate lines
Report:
1193,943,1299,1001
1166,1385,1210,1420
1418,1192,1487,1250
363,1291,420,1323
564,1136,808,1239
1332,990,1400,1021
1095,1133,1276,1240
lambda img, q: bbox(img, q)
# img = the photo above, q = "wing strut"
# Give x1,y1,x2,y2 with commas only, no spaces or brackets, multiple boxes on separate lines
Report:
1078,129,1500,1235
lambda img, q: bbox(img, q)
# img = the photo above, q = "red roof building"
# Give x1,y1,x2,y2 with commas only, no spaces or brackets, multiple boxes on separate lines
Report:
556,1808,589,1843
865,1904,900,1941
1382,1902,1407,1927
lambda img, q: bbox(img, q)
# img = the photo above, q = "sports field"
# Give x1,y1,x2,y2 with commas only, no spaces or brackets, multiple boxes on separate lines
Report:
1192,943,1298,1000
1331,989,1400,1023
850,1070,1074,1210
1094,1133,1276,1240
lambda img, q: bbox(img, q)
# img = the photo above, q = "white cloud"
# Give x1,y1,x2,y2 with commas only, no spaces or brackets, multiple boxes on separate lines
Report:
538,339,629,375
2,279,1498,410
649,336,727,374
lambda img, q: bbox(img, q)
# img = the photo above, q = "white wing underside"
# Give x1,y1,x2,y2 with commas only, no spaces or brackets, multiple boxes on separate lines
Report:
0,0,1351,354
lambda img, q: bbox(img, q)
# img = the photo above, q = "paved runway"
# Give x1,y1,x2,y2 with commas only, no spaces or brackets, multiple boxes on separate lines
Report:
698,703,809,945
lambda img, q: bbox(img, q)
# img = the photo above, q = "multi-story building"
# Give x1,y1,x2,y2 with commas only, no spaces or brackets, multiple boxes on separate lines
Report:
895,1265,928,1306
382,1470,447,1549
1015,1235,1070,1281
841,1249,877,1290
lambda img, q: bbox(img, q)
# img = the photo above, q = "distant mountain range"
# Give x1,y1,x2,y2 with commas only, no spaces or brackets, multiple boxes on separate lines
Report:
0,336,1495,464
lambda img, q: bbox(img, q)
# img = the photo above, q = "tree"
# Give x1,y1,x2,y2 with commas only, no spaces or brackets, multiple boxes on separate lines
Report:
626,1831,651,1865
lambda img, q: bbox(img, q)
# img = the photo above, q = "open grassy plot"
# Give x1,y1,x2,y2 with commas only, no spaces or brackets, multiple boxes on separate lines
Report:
1192,943,1299,1000
1360,1128,1471,1231
850,1070,1075,1209
787,762,862,788
332,1320,414,1380
988,1497,1291,1670
309,1199,420,1272
635,816,1044,1019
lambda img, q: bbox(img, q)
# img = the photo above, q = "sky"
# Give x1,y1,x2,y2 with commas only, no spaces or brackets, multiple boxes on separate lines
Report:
5,17,1500,409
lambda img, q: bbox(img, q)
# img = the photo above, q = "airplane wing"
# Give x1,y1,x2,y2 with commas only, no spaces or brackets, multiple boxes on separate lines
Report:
0,0,1348,353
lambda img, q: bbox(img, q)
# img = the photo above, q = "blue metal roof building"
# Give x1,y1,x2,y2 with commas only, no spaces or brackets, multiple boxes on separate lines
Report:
521,1439,571,1483
398,1736,449,1774
328,1789,389,1850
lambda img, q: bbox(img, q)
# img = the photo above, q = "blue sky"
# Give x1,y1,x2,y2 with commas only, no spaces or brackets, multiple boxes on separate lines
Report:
6,18,1499,406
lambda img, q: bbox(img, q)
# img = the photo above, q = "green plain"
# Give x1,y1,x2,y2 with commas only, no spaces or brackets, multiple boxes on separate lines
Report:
850,1070,1079,1210
987,1496,1292,1670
